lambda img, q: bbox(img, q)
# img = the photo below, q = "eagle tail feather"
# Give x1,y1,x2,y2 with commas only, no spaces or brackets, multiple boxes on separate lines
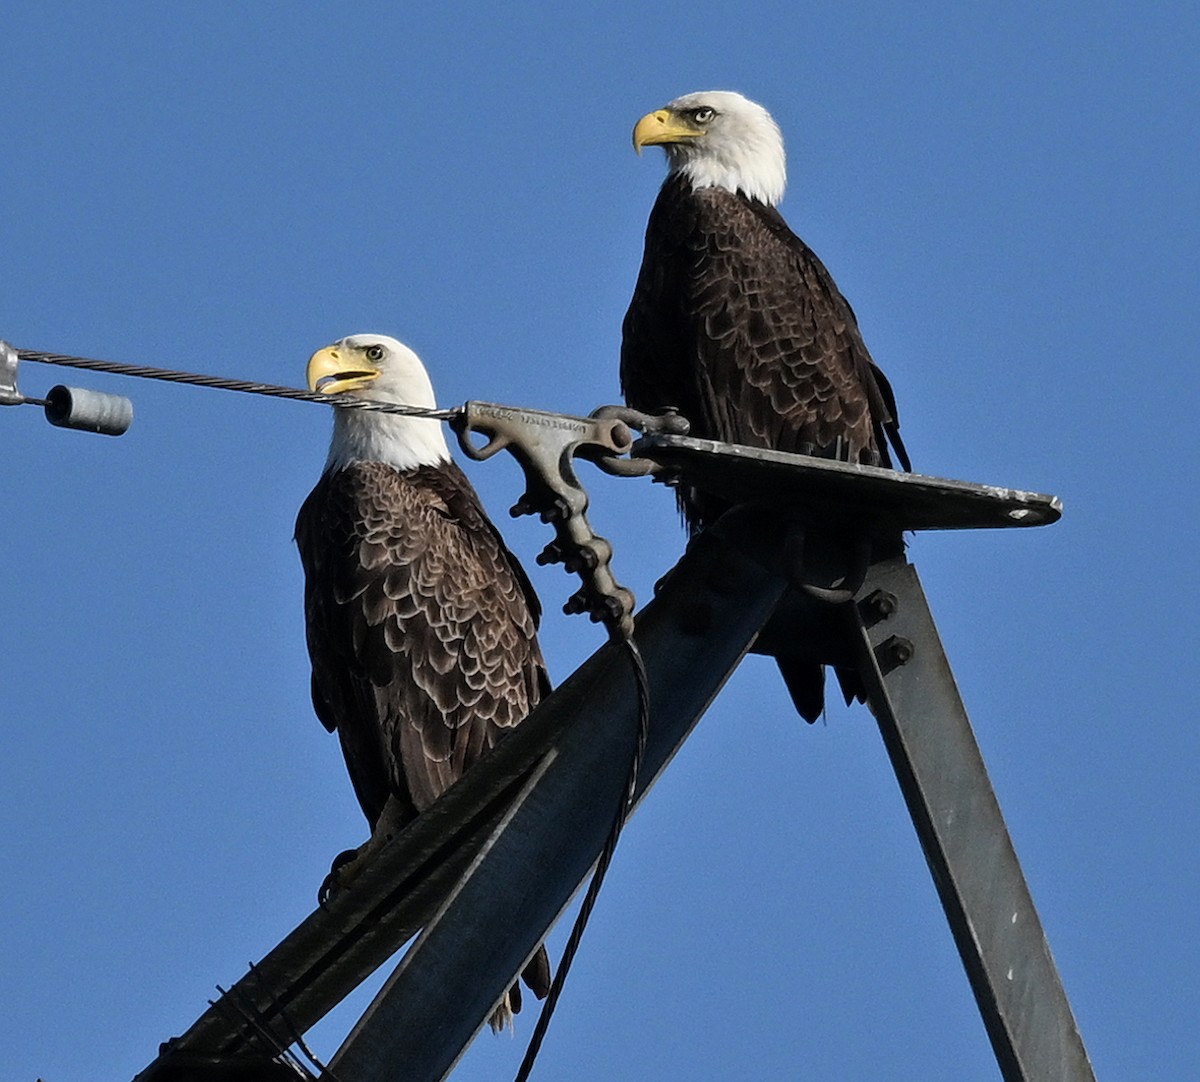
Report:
522,944,552,999
488,988,519,1034
487,944,552,1034
834,664,864,709
776,657,826,724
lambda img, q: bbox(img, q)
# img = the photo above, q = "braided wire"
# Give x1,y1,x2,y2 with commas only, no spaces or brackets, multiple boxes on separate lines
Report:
14,347,460,420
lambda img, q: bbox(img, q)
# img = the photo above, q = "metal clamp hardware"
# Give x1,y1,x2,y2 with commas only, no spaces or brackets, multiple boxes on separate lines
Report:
588,405,690,477
452,401,645,637
1,339,134,435
1,341,24,405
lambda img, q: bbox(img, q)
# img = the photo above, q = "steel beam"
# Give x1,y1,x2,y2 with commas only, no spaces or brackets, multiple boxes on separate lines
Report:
323,519,790,1082
852,559,1095,1082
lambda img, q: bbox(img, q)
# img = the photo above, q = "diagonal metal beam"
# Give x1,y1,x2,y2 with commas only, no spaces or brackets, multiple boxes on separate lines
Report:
322,519,791,1082
852,559,1095,1082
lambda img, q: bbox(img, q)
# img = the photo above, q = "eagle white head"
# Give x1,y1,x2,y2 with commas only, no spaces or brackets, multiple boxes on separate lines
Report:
307,333,451,472
632,90,787,208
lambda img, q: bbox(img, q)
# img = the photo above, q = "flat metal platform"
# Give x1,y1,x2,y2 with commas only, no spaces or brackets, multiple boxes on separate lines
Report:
634,434,1062,531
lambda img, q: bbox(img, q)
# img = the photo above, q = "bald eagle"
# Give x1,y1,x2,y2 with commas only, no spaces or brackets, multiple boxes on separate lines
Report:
622,91,910,721
294,334,551,1030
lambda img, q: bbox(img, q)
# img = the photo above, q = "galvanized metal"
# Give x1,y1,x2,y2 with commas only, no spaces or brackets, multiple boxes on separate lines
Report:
1,340,24,405
452,401,641,636
852,559,1095,1082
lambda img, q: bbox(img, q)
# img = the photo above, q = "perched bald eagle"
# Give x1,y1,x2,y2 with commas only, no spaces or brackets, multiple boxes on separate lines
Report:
622,91,910,721
294,334,551,1030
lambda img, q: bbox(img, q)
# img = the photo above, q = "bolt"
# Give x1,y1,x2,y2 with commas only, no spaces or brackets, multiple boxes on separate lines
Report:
863,589,898,620
510,495,535,518
537,542,563,566
875,635,915,672
563,591,589,616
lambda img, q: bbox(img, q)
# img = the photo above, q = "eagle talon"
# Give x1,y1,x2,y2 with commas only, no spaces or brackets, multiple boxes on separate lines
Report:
318,846,364,906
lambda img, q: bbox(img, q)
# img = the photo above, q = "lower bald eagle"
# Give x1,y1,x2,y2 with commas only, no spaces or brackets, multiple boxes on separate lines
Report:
294,334,551,1030
621,91,911,721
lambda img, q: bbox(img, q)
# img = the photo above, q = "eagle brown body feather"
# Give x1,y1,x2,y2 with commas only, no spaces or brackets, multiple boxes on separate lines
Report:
622,174,908,491
622,174,910,720
295,458,550,829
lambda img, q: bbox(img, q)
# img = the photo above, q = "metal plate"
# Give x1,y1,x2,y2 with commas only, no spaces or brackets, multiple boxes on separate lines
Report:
634,434,1062,532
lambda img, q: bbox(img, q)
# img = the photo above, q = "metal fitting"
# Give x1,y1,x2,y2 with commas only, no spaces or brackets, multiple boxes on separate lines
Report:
875,635,915,673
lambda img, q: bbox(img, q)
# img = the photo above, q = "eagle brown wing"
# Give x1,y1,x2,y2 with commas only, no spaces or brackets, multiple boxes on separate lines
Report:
294,459,549,831
621,176,910,722
621,175,909,471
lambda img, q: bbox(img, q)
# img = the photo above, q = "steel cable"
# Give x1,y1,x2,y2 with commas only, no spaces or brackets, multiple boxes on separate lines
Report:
14,347,460,420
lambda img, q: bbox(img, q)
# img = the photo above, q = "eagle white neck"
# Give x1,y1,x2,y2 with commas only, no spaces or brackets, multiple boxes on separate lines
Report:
324,408,451,474
672,150,787,207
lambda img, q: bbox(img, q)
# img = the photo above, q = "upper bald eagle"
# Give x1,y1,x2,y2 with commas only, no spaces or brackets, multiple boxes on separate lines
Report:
294,334,550,1030
621,91,910,721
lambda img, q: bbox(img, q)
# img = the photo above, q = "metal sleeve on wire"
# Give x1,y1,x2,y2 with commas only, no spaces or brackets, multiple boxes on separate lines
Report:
44,385,134,436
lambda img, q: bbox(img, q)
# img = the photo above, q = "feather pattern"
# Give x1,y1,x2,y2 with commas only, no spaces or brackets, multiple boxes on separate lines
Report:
295,459,549,829
296,333,552,1027
622,174,908,486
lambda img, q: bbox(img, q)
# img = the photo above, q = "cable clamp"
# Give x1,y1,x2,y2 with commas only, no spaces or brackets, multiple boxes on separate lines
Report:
453,402,653,638
1,339,134,435
0,341,24,405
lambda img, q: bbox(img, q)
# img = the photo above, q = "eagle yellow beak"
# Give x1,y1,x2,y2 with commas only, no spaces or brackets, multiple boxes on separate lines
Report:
632,108,703,155
306,345,381,395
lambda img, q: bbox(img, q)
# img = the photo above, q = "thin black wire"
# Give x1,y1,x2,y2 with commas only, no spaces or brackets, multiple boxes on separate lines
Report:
14,347,460,419
513,634,651,1082
209,984,314,1079
246,959,345,1082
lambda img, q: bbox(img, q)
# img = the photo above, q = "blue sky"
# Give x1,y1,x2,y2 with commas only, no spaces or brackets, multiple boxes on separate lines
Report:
3,2,1197,1079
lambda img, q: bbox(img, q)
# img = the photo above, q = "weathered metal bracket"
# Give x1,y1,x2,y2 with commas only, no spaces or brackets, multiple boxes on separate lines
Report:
588,404,690,477
450,403,643,636
1,340,26,405
633,433,1062,532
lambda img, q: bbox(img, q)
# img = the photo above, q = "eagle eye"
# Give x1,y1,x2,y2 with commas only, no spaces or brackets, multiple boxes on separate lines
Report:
692,107,715,124
365,345,385,362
